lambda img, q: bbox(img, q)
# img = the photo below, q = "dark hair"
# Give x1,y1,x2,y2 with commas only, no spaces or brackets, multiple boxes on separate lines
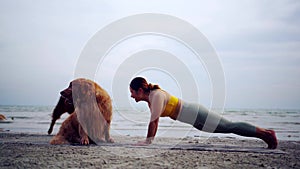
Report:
130,77,160,93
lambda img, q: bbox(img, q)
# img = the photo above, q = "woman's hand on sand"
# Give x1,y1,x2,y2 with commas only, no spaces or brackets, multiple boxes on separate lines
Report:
133,140,151,146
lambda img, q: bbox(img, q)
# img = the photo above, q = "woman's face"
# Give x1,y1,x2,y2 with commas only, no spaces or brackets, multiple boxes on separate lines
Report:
130,87,143,102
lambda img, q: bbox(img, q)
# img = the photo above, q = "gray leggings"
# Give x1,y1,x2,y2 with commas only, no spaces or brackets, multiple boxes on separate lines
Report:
176,102,256,137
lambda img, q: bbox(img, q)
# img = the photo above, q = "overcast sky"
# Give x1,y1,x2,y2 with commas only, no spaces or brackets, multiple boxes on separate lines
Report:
0,0,299,109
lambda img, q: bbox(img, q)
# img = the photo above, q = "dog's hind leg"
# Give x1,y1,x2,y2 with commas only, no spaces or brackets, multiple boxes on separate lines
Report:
104,121,114,143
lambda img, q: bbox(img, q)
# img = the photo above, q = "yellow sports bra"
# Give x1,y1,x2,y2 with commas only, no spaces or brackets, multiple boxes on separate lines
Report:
161,95,179,117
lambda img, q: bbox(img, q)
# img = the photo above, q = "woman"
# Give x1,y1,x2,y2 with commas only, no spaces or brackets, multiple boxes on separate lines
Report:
129,77,278,149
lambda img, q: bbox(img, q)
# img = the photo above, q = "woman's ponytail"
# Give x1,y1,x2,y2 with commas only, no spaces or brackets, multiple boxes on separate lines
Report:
148,83,160,91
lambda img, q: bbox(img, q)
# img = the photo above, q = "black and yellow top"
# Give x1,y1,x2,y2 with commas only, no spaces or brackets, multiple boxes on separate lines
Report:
160,95,179,117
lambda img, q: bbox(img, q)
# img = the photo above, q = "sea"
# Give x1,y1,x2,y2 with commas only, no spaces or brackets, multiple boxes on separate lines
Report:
0,105,299,141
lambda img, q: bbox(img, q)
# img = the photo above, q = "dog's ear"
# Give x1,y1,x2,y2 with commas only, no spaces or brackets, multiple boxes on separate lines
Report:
60,82,73,98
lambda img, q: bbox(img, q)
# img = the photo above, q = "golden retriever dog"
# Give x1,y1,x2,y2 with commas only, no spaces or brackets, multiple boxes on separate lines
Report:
50,78,113,145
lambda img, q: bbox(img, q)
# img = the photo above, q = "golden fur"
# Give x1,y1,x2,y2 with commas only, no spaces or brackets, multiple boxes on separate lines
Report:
50,78,113,145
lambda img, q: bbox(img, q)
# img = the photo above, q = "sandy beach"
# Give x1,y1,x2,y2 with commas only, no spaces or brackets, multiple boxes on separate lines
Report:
0,133,299,169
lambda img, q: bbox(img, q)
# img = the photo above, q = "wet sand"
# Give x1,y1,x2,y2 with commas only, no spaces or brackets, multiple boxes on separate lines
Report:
0,133,299,168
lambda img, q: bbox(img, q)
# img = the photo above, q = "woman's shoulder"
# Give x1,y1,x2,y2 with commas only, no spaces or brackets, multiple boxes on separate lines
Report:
150,89,171,99
151,89,166,94
149,89,165,97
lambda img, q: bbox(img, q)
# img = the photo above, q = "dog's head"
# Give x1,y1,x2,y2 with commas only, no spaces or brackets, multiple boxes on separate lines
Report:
54,78,97,114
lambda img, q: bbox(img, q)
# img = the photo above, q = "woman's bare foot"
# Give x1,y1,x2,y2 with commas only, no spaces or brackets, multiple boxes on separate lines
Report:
257,128,278,149
265,129,278,149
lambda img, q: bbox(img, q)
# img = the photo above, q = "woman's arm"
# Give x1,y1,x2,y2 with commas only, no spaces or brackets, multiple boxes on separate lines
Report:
135,90,165,146
135,118,159,146
146,117,159,143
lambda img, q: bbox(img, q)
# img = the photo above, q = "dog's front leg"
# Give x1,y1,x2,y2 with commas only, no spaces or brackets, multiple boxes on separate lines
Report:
104,121,114,143
79,125,89,145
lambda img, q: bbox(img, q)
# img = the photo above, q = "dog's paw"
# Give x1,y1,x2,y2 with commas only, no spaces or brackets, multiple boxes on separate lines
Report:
80,136,89,145
106,138,114,143
97,138,106,143
50,136,68,145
